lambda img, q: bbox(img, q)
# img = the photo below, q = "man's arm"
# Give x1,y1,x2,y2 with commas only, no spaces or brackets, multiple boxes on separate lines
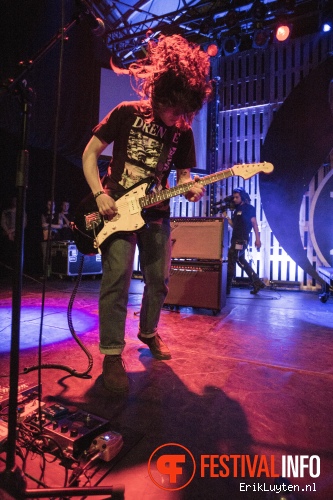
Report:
251,216,261,249
176,169,205,202
221,211,233,227
82,135,118,217
41,214,62,231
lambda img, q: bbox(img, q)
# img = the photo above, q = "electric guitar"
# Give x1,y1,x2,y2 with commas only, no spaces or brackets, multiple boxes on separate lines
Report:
73,162,274,255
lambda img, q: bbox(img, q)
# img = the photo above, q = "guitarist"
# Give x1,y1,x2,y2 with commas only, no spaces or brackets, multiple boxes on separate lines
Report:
82,34,212,394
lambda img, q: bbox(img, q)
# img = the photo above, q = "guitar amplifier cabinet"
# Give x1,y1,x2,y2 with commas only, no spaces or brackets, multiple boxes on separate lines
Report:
51,242,102,277
170,217,228,260
164,261,227,312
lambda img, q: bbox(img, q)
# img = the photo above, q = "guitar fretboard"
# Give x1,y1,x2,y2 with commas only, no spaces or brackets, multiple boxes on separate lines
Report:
140,168,234,209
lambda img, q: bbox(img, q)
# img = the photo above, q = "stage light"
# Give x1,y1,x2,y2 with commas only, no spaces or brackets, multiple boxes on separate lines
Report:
206,43,220,57
222,36,240,56
275,23,291,42
252,28,270,49
322,22,332,33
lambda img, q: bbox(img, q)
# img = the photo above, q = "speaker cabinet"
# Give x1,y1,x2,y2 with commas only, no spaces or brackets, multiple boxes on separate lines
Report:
165,261,227,312
170,217,227,260
165,217,228,311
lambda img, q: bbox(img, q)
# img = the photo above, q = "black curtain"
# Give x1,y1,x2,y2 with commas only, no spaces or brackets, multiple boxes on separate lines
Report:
0,0,106,274
260,56,333,284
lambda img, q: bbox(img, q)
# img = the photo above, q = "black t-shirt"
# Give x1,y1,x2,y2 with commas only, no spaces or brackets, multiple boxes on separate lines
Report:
93,101,196,219
231,203,256,242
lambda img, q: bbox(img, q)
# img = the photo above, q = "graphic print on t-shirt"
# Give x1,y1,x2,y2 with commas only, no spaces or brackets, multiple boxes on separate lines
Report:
120,162,153,189
119,129,163,189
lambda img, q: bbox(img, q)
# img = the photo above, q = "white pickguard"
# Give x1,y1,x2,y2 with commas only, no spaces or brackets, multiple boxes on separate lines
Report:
94,182,149,248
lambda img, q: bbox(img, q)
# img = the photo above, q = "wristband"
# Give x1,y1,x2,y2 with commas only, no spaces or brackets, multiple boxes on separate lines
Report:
94,191,104,199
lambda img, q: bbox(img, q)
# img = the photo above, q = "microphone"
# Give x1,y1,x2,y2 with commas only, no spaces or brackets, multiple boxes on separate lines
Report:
76,0,105,36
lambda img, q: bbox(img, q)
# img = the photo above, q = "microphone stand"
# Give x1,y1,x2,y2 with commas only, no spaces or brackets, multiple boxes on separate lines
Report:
0,15,124,500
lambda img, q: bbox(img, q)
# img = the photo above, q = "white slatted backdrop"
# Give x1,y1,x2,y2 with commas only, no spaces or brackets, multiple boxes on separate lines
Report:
168,31,333,291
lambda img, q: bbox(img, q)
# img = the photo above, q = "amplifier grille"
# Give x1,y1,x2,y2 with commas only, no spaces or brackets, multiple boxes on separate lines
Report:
170,217,226,260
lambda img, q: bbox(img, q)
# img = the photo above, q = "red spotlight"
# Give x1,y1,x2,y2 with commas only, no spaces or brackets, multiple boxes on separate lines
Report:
206,43,219,57
275,24,291,42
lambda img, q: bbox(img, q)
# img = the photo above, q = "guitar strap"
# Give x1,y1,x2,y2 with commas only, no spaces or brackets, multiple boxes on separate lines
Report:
101,162,113,195
153,126,176,190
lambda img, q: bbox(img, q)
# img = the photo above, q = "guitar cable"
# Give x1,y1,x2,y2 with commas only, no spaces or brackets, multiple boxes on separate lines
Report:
23,254,94,378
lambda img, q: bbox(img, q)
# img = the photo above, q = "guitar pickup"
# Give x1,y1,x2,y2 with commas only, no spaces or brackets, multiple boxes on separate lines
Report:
126,196,140,214
84,212,101,230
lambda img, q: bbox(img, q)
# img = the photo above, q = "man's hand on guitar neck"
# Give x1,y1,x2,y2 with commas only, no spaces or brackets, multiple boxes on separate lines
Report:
177,170,205,202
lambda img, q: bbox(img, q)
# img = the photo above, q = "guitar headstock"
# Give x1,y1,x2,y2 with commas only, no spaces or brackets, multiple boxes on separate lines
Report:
232,162,274,180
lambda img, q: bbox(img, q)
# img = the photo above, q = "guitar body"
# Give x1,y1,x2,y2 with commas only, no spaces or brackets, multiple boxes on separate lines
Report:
73,181,150,254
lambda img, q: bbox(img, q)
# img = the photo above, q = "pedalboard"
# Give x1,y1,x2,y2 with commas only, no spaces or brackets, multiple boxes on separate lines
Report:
1,392,118,461
42,408,110,458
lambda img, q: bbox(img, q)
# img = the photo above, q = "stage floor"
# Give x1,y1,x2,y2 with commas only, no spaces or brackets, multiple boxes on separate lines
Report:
0,275,332,499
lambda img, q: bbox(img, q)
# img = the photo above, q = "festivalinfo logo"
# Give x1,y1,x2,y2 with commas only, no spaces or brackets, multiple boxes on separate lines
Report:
148,443,320,491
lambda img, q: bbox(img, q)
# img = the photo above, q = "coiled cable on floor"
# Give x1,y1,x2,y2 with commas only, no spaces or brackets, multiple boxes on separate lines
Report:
23,254,94,378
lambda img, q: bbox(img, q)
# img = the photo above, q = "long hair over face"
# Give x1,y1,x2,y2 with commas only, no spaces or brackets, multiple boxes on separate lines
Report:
111,34,212,127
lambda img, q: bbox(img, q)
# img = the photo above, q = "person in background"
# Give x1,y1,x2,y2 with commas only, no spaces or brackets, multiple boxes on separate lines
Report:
82,34,212,394
57,200,73,240
1,197,19,242
224,187,266,295
41,200,62,241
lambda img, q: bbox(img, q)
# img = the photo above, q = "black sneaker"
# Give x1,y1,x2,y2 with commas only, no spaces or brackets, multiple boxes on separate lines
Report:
102,355,129,393
138,334,172,360
250,280,266,295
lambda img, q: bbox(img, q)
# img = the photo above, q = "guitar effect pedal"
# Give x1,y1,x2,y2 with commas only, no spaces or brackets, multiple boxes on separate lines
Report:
43,409,110,458
88,430,123,462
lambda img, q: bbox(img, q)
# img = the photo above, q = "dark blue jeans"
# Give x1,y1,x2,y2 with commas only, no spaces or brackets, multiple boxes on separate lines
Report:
227,239,260,291
99,220,171,355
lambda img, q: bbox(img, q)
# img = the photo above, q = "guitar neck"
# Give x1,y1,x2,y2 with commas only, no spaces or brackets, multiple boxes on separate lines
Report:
140,168,234,208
